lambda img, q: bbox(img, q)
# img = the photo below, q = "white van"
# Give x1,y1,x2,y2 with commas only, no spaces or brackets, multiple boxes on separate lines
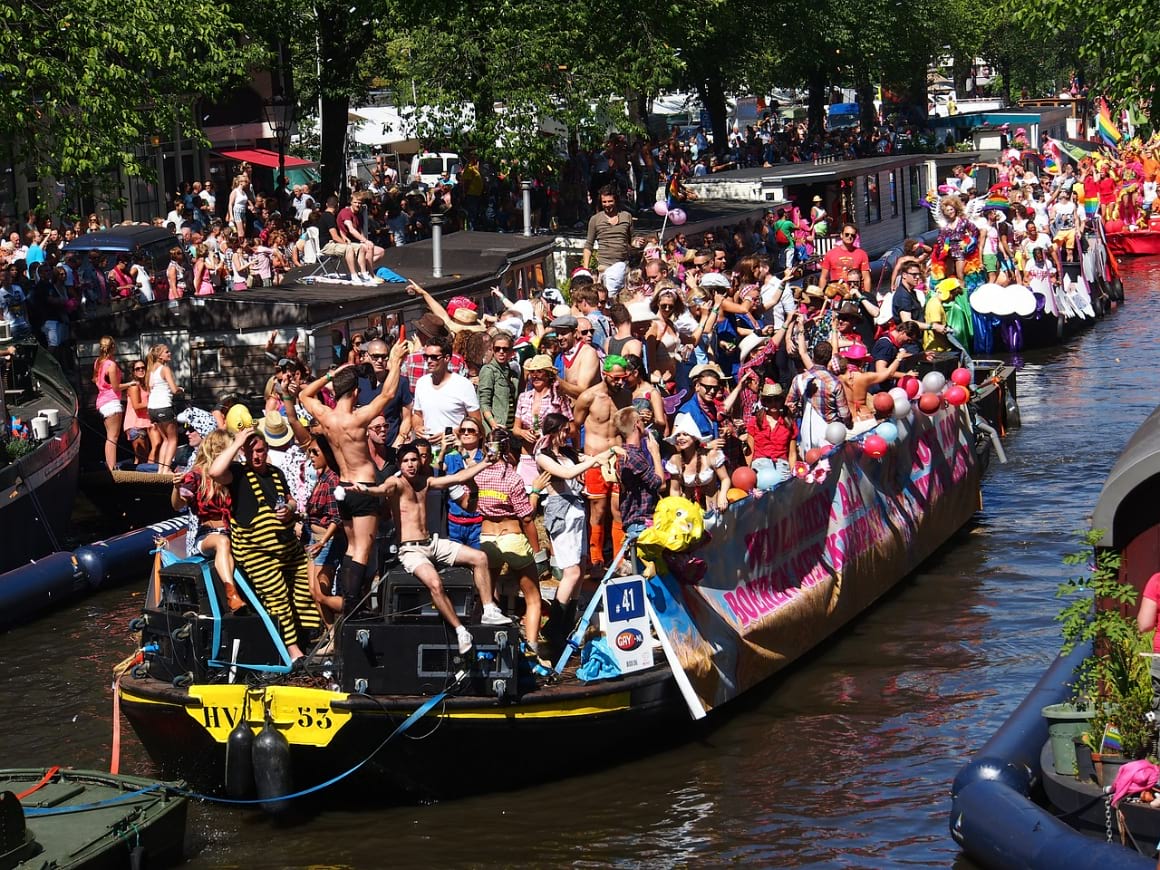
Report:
410,152,460,186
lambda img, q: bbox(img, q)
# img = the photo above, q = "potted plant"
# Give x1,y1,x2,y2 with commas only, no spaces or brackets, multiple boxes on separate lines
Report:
1055,530,1154,782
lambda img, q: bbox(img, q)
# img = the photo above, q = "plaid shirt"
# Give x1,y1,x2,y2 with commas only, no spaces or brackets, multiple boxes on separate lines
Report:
404,350,466,384
786,365,851,426
305,468,342,527
618,443,662,528
473,462,533,520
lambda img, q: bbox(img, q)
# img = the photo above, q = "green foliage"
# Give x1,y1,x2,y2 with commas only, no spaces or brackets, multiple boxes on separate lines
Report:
1057,529,1154,758
4,437,38,461
0,0,264,200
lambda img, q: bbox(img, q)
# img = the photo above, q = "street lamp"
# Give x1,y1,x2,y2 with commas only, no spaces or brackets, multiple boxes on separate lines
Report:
264,94,295,208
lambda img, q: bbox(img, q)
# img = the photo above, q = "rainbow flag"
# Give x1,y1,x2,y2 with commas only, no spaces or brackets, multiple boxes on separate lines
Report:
1042,138,1063,174
1097,99,1122,148
1100,722,1124,755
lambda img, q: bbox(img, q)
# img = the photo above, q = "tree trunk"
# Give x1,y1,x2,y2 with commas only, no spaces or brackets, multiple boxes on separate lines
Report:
701,75,728,156
807,68,826,138
319,92,349,199
855,71,876,129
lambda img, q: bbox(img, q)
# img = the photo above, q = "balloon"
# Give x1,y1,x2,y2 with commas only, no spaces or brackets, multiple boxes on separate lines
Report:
863,434,888,459
751,457,774,472
653,201,669,217
892,396,911,419
922,371,947,394
902,377,921,399
951,367,972,387
804,447,824,465
731,466,757,492
877,421,899,444
888,387,908,402
825,422,849,445
945,384,970,406
872,393,895,417
726,487,749,503
918,392,942,413
669,208,688,226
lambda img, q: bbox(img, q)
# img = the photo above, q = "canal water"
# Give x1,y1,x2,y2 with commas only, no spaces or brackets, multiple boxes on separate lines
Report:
2,258,1158,868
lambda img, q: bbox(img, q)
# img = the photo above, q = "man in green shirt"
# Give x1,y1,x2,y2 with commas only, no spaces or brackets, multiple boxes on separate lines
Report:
476,333,518,432
582,184,634,272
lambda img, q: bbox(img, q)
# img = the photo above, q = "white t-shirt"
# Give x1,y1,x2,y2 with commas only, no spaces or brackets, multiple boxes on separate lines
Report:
1025,261,1055,296
413,372,479,435
200,190,216,210
0,284,29,331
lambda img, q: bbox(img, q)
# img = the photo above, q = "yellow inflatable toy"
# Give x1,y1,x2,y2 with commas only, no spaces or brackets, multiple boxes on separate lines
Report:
636,496,706,577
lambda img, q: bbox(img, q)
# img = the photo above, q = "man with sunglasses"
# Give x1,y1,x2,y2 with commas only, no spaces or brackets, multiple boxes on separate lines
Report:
298,340,407,616
550,313,600,400
412,335,483,440
890,265,946,338
476,333,518,433
357,338,413,449
675,363,726,445
818,222,871,292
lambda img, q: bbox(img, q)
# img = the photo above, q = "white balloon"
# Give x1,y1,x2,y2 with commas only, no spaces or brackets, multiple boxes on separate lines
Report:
825,422,849,445
892,396,911,419
922,371,946,394
888,387,908,402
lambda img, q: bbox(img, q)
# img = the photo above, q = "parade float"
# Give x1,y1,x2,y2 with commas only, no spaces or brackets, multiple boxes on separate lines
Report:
113,367,1010,808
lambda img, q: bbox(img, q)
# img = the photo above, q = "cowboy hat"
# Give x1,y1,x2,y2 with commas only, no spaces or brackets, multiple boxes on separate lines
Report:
841,343,868,361
258,413,294,448
739,333,769,363
452,307,481,326
803,284,825,300
689,362,725,382
760,381,784,398
523,354,556,373
935,277,962,302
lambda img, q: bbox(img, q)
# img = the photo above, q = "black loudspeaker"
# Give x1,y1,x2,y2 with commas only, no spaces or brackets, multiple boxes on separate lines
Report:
338,621,519,699
383,565,477,623
138,561,285,683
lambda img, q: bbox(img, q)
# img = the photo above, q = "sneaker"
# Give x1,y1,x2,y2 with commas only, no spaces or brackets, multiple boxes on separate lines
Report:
456,625,474,655
349,274,368,286
481,604,510,625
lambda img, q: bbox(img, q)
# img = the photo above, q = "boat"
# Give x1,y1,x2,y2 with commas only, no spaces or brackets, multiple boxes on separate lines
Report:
0,335,82,573
116,382,1010,806
950,404,1160,868
1105,228,1160,258
0,767,188,869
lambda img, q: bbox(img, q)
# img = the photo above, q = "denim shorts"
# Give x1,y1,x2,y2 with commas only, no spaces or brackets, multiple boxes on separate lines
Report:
311,528,346,568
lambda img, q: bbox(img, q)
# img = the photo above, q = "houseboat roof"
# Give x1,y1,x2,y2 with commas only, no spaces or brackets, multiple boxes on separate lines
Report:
685,152,983,187
61,225,178,252
1091,404,1160,549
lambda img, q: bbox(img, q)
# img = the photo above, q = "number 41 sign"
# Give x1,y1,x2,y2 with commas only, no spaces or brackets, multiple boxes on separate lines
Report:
603,577,654,674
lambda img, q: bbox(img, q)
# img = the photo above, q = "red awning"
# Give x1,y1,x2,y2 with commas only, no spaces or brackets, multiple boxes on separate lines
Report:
216,148,315,169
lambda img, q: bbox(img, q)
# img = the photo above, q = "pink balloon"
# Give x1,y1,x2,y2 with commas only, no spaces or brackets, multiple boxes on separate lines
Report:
945,384,970,406
901,376,920,399
863,434,888,459
653,201,669,217
950,367,972,387
669,208,688,226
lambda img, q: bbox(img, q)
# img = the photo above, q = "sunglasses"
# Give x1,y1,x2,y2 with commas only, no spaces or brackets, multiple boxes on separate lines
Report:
493,346,512,352
368,424,386,431
307,447,323,457
133,365,146,371
658,304,674,311
368,353,389,361
578,329,593,336
700,383,722,394
423,353,445,361
842,233,856,239
458,427,480,435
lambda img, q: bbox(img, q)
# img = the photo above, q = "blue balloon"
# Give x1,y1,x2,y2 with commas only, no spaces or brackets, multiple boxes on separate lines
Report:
756,465,783,491
877,421,899,444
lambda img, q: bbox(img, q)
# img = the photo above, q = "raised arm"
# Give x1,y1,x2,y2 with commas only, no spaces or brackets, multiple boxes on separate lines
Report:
406,281,454,330
429,457,498,490
354,340,407,424
209,428,250,483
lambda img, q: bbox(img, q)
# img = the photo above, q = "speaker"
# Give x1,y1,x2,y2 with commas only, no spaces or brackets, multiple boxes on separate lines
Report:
338,621,519,699
139,560,285,682
383,565,477,623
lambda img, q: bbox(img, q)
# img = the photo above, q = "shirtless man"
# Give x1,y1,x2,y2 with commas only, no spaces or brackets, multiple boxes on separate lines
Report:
297,340,406,614
572,355,635,572
836,344,910,421
356,443,507,654
550,314,600,399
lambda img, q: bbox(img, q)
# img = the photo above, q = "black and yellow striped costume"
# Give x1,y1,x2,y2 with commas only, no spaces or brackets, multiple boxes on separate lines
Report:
230,466,320,646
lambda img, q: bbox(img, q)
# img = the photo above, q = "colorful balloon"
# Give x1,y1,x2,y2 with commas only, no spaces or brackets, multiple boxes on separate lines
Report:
872,393,895,417
902,377,921,399
653,201,669,217
825,422,849,445
918,392,942,413
945,384,970,406
877,421,899,443
756,465,784,491
863,434,888,458
888,387,908,402
951,367,972,387
731,466,757,492
726,487,749,503
804,447,824,465
669,208,688,226
922,371,947,394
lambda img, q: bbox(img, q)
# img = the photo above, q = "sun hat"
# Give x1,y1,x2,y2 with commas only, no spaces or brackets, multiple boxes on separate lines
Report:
523,354,556,373
225,404,254,434
803,284,825,300
935,277,962,302
812,195,823,203
451,307,480,326
689,362,725,382
258,413,294,448
628,301,654,323
760,381,784,398
739,333,769,363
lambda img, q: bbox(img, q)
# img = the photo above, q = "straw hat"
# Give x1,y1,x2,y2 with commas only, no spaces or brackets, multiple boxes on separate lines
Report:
258,413,294,448
760,381,784,398
451,307,480,326
689,362,725,382
812,195,823,203
523,354,556,373
739,333,769,363
803,284,825,301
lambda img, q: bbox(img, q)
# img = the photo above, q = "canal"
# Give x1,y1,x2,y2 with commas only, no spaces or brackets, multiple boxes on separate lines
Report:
2,257,1157,867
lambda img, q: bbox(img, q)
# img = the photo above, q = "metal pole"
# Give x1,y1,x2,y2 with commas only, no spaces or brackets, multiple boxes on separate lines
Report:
431,214,443,278
521,180,533,237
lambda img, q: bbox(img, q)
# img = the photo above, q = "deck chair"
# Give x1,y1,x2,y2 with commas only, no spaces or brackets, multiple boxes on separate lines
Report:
302,226,345,280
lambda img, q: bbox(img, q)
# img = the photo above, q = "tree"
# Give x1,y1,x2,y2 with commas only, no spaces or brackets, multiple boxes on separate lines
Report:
0,0,262,211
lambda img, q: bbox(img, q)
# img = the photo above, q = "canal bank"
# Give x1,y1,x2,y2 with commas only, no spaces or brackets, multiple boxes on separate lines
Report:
0,258,1154,866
